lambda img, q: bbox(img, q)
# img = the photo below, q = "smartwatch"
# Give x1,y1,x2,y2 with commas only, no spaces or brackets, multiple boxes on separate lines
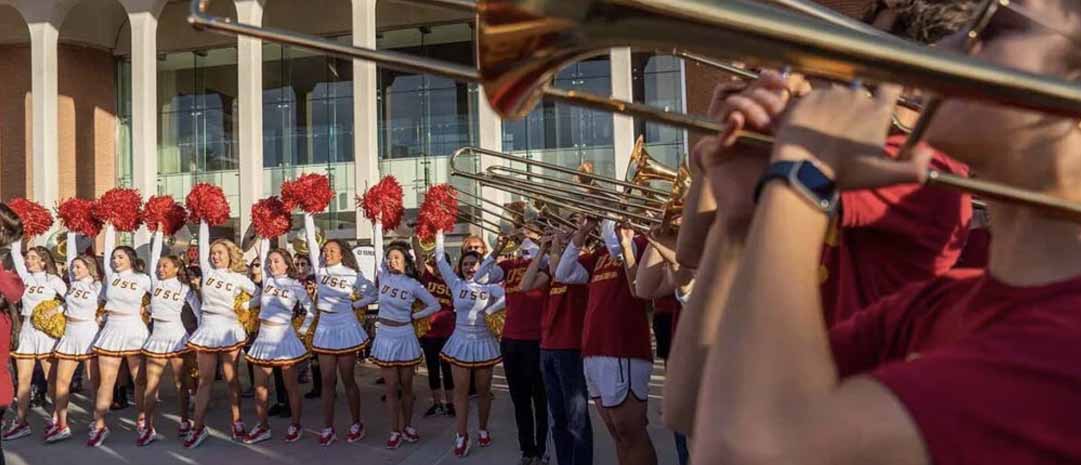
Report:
753,160,839,215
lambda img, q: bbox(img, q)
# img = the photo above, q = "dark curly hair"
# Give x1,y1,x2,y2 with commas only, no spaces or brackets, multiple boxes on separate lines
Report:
863,0,982,44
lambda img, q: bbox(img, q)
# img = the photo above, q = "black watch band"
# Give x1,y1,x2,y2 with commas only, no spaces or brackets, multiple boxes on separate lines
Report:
753,160,839,215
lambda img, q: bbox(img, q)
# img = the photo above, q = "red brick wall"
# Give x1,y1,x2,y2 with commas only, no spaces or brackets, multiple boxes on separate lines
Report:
0,43,116,202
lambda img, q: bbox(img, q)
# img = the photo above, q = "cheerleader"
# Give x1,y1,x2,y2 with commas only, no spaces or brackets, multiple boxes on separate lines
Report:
184,220,257,449
47,232,103,443
2,238,66,441
242,238,313,444
433,230,506,458
86,224,152,447
303,213,377,446
137,228,201,446
368,231,439,449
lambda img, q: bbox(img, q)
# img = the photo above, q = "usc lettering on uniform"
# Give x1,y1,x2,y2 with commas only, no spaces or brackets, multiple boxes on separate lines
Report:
321,275,350,290
204,277,234,292
457,289,490,301
111,278,141,290
381,285,412,301
426,281,449,297
549,285,567,296
69,289,92,300
264,284,291,299
26,285,45,295
505,267,526,293
152,288,184,302
591,255,622,283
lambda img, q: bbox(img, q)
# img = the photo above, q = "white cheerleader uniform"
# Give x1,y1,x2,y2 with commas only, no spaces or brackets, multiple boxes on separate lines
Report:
245,238,314,366
142,230,202,358
304,214,378,355
10,239,67,359
434,232,506,368
93,225,152,357
53,232,102,361
367,222,440,367
186,221,257,352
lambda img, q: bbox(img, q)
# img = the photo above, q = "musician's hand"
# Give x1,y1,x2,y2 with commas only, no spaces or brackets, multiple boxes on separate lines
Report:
711,70,811,147
618,224,636,245
773,83,930,190
693,136,767,227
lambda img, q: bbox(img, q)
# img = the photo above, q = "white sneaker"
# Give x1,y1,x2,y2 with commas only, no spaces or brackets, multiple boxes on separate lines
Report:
2,422,30,440
244,425,272,445
44,426,71,444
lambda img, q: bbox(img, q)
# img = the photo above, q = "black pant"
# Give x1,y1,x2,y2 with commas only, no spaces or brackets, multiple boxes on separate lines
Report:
501,338,548,459
273,367,287,404
652,313,674,361
420,337,454,392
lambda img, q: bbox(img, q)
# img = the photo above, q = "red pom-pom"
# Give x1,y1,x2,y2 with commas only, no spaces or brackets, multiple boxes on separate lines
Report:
281,174,334,214
186,183,231,226
144,195,188,235
359,176,404,231
58,198,102,237
7,198,53,238
251,196,292,239
416,184,458,241
93,188,144,232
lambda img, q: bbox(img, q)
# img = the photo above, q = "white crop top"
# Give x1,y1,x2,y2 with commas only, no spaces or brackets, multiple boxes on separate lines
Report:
303,214,377,314
198,221,257,319
101,225,152,319
63,232,102,323
11,239,67,317
148,230,201,324
257,239,314,324
435,232,506,327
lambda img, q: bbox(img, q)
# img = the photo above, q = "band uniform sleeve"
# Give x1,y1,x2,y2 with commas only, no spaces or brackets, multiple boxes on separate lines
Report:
554,243,589,285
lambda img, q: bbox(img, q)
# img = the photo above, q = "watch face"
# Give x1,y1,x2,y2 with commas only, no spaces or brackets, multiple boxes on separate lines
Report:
796,161,836,198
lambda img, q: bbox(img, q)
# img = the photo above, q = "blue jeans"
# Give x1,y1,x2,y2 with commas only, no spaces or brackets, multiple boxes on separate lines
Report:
675,432,689,465
541,349,593,465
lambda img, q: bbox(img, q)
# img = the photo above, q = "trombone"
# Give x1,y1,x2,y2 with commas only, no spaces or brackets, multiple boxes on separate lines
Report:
188,0,1081,220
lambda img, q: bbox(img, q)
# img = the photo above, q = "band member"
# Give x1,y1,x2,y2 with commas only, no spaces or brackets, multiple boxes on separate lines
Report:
418,253,456,417
138,228,201,446
184,220,257,448
243,239,313,444
521,229,593,465
555,219,656,465
695,0,1081,462
367,233,439,449
492,233,549,464
85,224,151,447
664,2,976,437
433,230,506,458
46,232,102,443
302,213,375,446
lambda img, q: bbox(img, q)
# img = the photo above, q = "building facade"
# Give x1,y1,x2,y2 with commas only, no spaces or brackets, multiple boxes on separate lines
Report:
0,0,691,255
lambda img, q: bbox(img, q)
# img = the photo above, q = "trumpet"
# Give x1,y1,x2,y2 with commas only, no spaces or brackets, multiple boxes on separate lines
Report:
188,0,1081,220
290,227,326,256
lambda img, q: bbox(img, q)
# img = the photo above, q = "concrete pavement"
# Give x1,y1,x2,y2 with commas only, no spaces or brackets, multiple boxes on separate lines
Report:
3,360,679,465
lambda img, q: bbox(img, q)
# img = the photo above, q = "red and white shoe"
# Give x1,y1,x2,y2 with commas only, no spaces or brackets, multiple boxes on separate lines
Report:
244,424,271,445
318,427,337,447
284,424,303,443
136,417,147,436
85,426,110,448
402,426,419,443
178,419,193,438
346,422,366,443
386,432,403,449
184,426,208,449
231,421,247,442
44,425,71,444
2,422,30,441
136,428,159,447
453,434,471,458
478,430,492,447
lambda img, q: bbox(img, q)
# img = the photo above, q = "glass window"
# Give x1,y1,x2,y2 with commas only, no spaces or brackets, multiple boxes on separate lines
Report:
632,53,687,169
116,59,133,188
376,23,479,211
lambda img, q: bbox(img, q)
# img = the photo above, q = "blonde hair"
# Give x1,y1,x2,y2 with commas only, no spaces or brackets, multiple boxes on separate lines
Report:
210,238,247,273
74,255,101,281
462,235,488,256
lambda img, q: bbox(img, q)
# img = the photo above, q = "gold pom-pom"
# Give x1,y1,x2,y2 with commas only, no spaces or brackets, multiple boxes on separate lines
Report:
293,311,319,351
96,305,106,320
409,300,431,338
233,291,260,335
31,299,65,339
485,310,506,339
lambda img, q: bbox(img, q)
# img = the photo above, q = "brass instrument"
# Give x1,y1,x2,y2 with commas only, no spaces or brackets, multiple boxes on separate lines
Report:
290,227,326,256
188,0,1081,220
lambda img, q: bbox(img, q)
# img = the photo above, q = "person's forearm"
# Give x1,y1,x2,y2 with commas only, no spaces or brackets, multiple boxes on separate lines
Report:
676,164,717,269
620,239,638,290
634,246,668,299
693,183,835,462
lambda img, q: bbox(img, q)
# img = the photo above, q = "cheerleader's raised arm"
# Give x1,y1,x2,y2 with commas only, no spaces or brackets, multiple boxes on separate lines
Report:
304,213,322,276
149,229,164,287
198,220,211,273
434,231,461,291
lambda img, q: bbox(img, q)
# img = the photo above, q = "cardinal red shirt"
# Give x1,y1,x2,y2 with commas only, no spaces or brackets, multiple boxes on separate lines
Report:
0,263,23,406
420,269,455,339
954,227,991,269
819,135,971,327
541,281,588,351
831,269,1081,465
653,295,680,316
500,258,546,341
578,237,652,361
